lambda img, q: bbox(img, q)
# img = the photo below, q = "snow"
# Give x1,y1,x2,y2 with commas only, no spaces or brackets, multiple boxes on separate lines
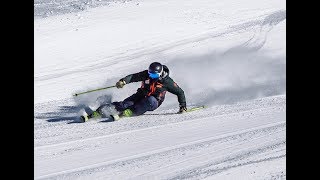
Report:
34,0,286,179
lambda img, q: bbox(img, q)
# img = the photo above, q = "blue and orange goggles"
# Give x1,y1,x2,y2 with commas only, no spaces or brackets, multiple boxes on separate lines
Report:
148,71,161,79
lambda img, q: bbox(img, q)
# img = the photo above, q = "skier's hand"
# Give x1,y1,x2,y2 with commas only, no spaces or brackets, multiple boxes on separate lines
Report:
178,105,187,114
116,80,126,88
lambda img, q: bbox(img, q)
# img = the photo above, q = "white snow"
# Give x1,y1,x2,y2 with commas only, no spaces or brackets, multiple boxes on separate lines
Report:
34,0,286,179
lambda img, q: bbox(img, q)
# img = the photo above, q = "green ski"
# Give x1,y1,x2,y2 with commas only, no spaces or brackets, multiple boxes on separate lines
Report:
110,106,205,121
186,105,205,112
80,106,205,122
110,109,134,121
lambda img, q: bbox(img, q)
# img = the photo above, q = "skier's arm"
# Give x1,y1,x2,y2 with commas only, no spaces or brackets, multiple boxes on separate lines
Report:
121,70,149,84
166,78,186,107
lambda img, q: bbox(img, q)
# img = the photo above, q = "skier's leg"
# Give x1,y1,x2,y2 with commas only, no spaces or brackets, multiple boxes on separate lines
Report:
133,96,159,116
112,92,142,112
95,93,139,117
109,93,141,120
112,101,134,112
94,103,118,118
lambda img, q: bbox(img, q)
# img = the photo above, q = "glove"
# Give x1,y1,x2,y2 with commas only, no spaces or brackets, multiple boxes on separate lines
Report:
116,80,126,88
178,105,187,114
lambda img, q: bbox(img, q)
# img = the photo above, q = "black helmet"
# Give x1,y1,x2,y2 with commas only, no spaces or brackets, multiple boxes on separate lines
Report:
148,62,163,79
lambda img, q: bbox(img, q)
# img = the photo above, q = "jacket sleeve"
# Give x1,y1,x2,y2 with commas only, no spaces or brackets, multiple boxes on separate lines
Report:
166,78,186,107
120,70,149,84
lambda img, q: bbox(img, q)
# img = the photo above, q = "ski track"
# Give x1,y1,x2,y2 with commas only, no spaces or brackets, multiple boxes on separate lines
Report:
34,95,286,179
34,95,285,147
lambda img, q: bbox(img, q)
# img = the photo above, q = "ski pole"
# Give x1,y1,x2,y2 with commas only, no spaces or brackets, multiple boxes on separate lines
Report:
73,85,116,96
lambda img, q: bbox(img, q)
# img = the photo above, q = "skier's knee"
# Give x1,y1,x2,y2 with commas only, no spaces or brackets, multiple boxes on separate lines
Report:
133,96,158,116
147,96,159,111
112,101,134,111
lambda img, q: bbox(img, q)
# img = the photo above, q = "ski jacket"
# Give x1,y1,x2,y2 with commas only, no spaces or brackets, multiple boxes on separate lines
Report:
120,65,186,107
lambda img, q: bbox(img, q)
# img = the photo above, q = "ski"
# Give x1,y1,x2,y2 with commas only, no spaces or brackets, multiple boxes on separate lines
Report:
80,115,88,122
110,108,133,121
186,105,205,112
79,103,119,122
80,105,205,122
109,106,205,121
80,110,102,122
110,114,121,121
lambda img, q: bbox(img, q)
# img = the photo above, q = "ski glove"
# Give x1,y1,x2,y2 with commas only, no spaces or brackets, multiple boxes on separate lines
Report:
116,80,126,88
178,105,187,114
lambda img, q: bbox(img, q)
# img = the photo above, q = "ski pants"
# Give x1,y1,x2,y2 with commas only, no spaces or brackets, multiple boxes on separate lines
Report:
112,95,159,116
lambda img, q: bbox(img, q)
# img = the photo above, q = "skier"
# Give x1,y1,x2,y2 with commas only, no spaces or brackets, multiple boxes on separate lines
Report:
84,62,187,121
112,62,187,117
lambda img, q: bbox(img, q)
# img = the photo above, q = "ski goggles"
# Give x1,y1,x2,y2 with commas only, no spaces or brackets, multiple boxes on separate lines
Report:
148,71,161,79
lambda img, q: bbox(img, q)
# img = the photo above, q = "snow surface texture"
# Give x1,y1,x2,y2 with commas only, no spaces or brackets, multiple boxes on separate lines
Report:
34,0,286,179
34,0,133,19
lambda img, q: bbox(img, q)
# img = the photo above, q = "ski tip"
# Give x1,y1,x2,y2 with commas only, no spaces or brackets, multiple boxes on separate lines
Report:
186,105,205,112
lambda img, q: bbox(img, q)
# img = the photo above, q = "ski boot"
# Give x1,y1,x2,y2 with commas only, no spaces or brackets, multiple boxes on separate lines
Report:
110,109,133,121
80,110,101,122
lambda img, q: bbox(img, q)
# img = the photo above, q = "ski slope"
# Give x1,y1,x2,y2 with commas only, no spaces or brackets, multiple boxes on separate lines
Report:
34,0,286,179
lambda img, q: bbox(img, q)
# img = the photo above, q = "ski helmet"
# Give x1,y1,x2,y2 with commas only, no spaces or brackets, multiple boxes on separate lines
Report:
148,62,163,79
